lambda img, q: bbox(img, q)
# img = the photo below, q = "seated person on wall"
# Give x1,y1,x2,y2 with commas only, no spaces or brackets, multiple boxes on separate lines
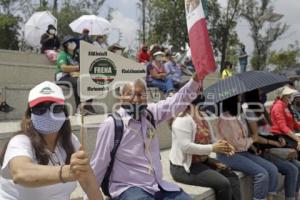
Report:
146,51,175,97
270,86,300,149
243,89,300,200
40,24,60,63
170,95,241,200
56,35,95,115
216,95,279,200
164,52,186,90
137,44,151,64
79,28,93,44
93,35,108,50
108,43,125,55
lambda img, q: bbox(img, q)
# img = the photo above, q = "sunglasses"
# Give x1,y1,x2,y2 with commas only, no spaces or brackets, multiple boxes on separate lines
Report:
31,103,65,115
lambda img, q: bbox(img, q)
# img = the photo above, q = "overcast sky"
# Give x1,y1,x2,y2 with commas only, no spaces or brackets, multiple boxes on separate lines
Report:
100,0,300,54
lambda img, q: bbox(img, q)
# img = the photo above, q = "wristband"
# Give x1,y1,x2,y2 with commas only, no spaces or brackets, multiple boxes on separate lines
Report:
59,165,66,183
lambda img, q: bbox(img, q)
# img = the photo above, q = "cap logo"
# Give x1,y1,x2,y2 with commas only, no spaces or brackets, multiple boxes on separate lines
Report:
40,87,54,95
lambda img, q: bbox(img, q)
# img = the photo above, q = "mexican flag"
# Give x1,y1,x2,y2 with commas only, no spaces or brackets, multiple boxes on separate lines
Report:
185,0,216,79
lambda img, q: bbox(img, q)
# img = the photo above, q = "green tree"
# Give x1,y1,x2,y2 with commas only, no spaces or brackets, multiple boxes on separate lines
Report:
206,0,241,73
145,0,187,51
143,0,241,72
0,0,20,50
268,41,300,71
54,1,89,39
0,14,20,49
241,0,288,70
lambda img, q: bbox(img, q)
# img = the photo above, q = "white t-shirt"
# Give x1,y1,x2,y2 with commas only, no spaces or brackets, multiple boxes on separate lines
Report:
0,134,81,200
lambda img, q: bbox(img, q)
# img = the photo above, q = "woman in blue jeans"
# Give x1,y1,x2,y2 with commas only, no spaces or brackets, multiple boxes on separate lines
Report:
146,51,175,96
216,95,278,200
243,89,299,200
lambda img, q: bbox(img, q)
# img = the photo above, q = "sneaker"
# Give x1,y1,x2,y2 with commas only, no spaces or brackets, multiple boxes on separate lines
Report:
83,105,97,115
0,102,14,113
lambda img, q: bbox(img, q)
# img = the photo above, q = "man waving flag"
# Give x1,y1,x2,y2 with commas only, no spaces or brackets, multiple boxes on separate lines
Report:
185,0,216,79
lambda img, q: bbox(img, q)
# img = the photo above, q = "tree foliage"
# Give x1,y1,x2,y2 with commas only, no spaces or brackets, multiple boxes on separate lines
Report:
268,41,300,71
241,0,288,70
143,0,241,72
206,0,240,72
0,0,20,50
145,0,187,51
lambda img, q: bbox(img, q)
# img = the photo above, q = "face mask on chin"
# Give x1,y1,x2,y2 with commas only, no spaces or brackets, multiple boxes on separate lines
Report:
121,104,148,120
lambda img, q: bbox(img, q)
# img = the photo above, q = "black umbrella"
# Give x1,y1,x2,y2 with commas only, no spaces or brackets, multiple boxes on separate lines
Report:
278,68,300,80
204,71,290,103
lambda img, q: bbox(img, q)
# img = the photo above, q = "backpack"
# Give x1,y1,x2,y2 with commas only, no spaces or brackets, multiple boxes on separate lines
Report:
101,109,156,198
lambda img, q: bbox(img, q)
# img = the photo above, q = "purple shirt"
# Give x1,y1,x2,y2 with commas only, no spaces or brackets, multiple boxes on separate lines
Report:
85,79,201,199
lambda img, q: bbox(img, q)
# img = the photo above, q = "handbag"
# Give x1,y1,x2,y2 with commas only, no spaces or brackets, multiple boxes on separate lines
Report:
267,148,298,161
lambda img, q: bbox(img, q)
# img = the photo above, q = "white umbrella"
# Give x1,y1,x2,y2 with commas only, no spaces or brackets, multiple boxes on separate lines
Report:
69,15,111,35
24,11,57,48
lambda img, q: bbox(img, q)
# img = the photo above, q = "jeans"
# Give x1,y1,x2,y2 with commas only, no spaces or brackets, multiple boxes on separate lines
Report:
150,78,174,94
240,64,247,73
59,75,80,108
291,159,300,192
113,186,192,200
217,152,278,200
170,161,241,200
263,152,298,199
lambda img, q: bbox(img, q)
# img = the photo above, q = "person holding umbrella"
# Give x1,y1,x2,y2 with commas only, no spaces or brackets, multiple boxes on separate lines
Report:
0,81,102,200
216,95,279,200
79,28,93,44
40,24,60,62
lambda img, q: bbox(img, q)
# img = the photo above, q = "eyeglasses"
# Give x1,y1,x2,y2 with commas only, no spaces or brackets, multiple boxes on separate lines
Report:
31,103,65,115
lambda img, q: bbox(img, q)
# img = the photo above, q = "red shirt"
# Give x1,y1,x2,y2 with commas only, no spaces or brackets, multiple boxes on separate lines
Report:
192,114,211,163
270,99,300,135
137,51,150,63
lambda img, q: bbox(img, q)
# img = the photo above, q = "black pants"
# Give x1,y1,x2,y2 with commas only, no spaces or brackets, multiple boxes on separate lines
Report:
170,160,241,200
59,75,81,108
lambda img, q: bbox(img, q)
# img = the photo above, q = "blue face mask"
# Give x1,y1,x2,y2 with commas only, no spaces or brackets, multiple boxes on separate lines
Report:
31,110,66,135
121,104,148,120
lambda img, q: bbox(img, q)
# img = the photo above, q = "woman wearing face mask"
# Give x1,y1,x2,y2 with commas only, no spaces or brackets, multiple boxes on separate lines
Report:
146,51,175,97
56,35,95,115
40,24,60,63
270,86,300,150
0,81,103,200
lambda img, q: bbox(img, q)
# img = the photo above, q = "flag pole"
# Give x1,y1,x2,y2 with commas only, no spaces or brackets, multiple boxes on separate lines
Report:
80,104,85,149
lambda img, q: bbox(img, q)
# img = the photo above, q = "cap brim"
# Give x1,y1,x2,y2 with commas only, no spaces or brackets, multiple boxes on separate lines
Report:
29,97,65,108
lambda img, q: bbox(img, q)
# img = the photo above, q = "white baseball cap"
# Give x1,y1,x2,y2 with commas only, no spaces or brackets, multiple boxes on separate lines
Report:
280,86,298,98
153,51,165,57
28,81,65,108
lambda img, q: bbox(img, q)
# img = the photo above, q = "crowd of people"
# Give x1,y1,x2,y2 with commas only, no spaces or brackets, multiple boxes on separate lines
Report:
136,43,194,96
2,21,300,200
1,66,300,200
39,24,127,115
